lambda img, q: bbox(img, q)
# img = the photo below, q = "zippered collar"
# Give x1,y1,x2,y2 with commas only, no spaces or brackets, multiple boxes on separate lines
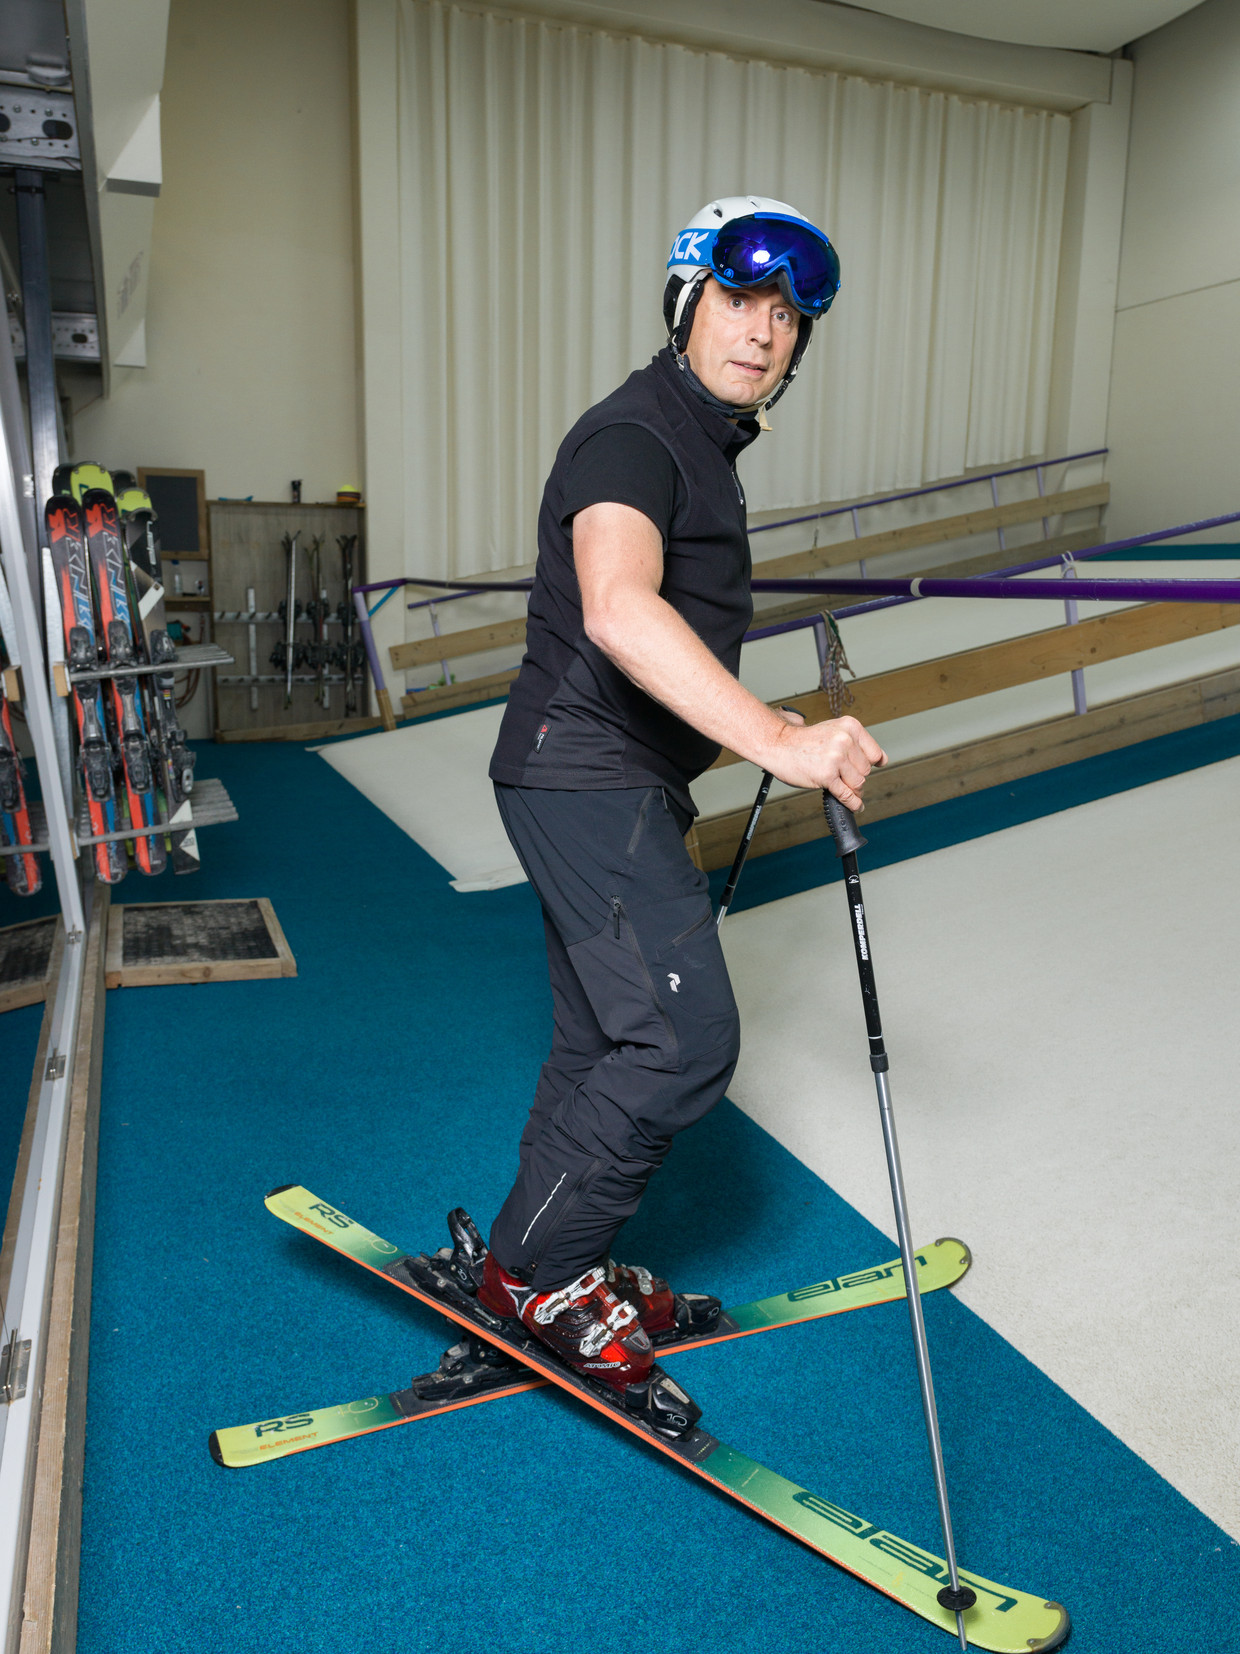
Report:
652,347,761,466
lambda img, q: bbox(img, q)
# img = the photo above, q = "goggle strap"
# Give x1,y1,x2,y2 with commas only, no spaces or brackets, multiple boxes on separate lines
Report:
673,270,706,334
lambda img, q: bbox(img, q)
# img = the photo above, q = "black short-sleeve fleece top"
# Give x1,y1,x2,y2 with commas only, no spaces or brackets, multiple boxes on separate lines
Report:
489,347,759,817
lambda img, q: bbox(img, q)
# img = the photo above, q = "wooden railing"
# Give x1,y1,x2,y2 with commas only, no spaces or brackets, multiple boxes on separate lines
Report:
686,602,1240,872
708,599,1239,769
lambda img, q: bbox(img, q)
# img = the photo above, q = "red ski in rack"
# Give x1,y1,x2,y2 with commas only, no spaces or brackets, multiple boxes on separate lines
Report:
115,476,199,874
45,497,126,885
0,664,40,896
82,486,165,875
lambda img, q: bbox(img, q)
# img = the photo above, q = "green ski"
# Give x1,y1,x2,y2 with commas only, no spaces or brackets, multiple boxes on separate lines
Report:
246,1186,1068,1651
211,1233,971,1467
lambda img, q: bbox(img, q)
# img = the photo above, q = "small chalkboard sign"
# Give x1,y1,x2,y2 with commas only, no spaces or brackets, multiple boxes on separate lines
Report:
138,468,208,554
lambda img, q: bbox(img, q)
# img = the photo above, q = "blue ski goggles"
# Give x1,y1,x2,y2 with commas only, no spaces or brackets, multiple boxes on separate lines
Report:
667,213,841,316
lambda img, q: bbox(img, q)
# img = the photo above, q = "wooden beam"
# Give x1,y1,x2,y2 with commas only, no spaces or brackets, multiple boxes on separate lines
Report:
710,600,1240,769
15,891,107,1654
753,484,1108,579
390,617,528,672
694,664,1240,871
400,668,519,718
214,715,388,744
0,929,64,1326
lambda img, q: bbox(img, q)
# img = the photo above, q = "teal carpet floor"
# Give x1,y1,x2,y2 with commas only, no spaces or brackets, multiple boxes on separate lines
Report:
42,718,1240,1651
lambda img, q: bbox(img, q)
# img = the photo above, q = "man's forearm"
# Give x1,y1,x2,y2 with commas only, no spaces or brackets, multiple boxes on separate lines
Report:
586,585,788,768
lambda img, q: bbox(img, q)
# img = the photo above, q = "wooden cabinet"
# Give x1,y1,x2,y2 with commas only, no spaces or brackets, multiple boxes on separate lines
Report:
208,501,368,740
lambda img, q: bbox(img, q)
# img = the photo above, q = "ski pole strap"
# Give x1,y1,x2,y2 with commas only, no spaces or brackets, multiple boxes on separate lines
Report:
823,791,866,857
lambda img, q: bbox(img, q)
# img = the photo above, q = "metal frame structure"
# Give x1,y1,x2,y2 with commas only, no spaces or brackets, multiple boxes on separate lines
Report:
0,92,92,1652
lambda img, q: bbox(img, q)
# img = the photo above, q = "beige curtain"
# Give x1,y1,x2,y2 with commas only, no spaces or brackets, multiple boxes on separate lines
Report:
394,0,1070,576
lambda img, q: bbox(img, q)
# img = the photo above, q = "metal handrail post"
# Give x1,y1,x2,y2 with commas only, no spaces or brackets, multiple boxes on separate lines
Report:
427,601,451,687
990,475,1006,554
1062,555,1088,715
354,587,396,730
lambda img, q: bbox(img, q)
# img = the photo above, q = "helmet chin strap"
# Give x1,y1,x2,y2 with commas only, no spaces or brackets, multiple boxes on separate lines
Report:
675,353,758,416
668,270,806,428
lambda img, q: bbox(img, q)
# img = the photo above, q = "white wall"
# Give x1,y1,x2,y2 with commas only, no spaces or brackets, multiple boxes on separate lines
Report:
1107,0,1240,544
74,0,360,507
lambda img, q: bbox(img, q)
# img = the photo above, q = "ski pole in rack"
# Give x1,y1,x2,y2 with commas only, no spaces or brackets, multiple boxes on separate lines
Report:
822,790,975,1651
303,535,327,709
337,535,359,714
279,532,299,707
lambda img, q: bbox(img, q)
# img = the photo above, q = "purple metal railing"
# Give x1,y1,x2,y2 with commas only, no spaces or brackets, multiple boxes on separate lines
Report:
753,508,1240,626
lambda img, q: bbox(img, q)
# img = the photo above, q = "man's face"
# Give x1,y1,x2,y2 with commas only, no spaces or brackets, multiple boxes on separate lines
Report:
684,276,799,409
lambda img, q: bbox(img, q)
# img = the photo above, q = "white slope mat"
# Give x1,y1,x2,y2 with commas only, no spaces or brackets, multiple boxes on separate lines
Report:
317,706,525,890
720,756,1240,1540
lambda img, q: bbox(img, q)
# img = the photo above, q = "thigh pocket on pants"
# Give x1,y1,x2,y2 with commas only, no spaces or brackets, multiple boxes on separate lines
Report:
566,916,673,1054
646,896,738,1038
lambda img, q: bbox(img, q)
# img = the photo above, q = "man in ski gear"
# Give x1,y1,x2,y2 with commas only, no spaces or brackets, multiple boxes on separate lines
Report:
479,197,887,1402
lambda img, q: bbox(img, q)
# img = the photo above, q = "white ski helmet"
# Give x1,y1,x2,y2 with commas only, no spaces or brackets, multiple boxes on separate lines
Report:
664,195,840,409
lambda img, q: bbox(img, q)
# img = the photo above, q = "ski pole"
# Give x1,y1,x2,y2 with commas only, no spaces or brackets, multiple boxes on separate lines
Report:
282,532,298,708
715,770,771,926
716,710,804,926
822,791,976,1651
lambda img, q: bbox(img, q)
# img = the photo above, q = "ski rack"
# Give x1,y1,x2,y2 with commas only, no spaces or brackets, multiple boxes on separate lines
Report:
74,778,237,848
65,641,233,683
214,610,353,624
217,672,350,687
0,778,239,856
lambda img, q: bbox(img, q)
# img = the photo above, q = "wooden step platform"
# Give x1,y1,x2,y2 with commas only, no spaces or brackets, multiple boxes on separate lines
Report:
105,898,297,988
0,916,58,1014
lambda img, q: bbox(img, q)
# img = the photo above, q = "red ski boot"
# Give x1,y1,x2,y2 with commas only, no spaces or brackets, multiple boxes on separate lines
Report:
439,1209,703,1437
606,1259,723,1346
478,1251,654,1395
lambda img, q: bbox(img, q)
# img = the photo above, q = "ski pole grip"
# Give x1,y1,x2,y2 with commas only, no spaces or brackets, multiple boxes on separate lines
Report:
823,791,867,858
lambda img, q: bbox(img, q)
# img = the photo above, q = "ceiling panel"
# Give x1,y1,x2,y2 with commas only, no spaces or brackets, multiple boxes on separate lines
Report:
835,1,1207,54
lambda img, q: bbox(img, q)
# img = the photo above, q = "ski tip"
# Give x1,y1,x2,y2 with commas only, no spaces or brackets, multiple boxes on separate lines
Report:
1029,1602,1071,1651
265,1184,296,1200
207,1431,228,1468
933,1236,972,1276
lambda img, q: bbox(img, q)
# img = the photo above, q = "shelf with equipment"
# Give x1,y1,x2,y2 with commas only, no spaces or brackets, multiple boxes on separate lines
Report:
208,500,368,741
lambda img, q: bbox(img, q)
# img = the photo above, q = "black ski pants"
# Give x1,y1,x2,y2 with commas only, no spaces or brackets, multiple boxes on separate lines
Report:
489,783,740,1291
